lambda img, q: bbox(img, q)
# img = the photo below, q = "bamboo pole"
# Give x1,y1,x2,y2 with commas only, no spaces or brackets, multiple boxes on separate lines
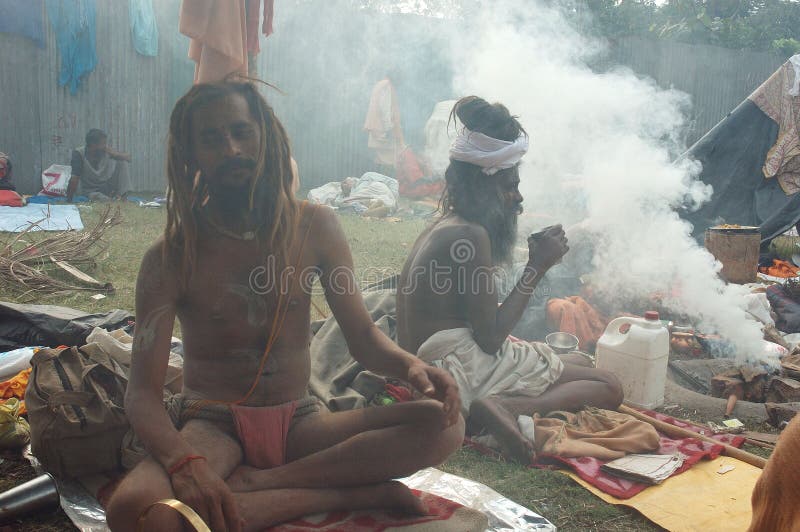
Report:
618,404,768,469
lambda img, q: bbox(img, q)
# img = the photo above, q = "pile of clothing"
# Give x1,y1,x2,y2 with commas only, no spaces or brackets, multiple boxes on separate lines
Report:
308,172,399,217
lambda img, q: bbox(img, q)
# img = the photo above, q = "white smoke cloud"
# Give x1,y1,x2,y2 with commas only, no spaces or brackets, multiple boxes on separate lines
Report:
448,0,769,363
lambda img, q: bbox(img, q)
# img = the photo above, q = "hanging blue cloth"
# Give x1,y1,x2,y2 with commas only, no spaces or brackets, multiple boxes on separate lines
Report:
129,0,158,57
0,0,45,47
45,0,98,94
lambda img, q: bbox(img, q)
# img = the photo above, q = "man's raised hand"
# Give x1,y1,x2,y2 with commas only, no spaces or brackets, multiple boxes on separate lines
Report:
406,362,462,428
528,224,569,273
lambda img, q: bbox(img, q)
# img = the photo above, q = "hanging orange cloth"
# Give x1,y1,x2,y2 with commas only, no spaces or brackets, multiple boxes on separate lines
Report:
759,259,800,278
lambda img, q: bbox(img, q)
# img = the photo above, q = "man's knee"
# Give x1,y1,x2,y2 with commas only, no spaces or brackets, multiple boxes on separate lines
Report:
410,401,465,465
106,459,179,532
107,483,182,532
596,369,624,408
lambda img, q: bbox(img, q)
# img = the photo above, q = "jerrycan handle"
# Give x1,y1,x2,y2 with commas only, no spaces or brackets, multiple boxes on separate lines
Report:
602,317,636,345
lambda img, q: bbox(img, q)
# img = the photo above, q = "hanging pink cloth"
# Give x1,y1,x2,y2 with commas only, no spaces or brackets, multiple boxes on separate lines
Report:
180,0,275,84
246,0,274,54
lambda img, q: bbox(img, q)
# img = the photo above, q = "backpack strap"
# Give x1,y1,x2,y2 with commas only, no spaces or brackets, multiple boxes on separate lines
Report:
47,390,93,407
30,346,70,366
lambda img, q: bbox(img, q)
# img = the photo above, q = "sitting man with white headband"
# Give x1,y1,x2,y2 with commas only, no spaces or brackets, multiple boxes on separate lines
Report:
396,96,623,464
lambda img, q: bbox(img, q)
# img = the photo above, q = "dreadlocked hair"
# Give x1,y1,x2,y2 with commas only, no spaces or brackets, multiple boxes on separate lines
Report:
438,95,526,222
164,80,298,291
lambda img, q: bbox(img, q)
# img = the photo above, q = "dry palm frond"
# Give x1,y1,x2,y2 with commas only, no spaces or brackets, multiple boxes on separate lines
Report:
0,205,120,298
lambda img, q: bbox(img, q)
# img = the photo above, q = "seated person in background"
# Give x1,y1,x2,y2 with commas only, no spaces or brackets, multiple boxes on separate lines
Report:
67,129,132,202
0,152,24,206
0,152,15,191
106,80,463,532
396,96,623,464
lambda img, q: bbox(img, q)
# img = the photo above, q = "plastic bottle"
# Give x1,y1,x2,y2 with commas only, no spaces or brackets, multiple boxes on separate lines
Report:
595,311,670,409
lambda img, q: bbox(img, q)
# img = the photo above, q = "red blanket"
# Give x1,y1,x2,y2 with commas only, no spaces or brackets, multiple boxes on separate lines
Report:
268,490,486,531
466,409,745,500
540,410,745,499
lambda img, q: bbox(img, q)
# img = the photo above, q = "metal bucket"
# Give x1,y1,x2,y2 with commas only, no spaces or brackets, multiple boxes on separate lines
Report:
704,226,761,284
0,473,60,524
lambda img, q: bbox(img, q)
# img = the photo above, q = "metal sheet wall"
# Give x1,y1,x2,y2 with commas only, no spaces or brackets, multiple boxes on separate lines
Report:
604,37,785,146
0,0,192,194
0,3,789,193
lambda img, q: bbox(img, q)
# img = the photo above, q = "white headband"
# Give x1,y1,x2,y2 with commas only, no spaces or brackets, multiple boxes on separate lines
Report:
449,129,529,175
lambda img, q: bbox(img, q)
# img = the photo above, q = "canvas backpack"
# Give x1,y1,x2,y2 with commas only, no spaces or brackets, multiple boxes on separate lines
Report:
26,344,130,478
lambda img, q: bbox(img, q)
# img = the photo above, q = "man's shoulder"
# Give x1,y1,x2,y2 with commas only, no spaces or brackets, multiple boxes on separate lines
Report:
429,218,489,244
139,238,172,277
137,238,180,298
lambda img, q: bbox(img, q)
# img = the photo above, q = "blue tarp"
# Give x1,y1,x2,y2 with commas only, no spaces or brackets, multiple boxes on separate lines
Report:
0,0,45,47
45,0,97,94
130,0,158,57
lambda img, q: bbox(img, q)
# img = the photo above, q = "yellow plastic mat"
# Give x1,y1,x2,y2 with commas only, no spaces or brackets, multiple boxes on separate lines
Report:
564,456,760,532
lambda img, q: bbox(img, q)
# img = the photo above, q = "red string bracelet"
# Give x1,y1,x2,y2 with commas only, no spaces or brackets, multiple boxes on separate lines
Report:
167,455,206,476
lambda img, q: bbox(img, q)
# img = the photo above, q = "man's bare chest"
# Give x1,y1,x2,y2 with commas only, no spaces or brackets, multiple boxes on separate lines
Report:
181,245,315,331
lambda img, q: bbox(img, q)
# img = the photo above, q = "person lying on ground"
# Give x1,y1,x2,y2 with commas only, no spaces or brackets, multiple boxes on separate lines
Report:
396,96,623,465
106,80,464,532
67,128,132,202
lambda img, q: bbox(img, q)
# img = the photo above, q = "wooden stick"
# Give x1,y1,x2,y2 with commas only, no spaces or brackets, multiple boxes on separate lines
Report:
725,394,739,417
618,404,768,469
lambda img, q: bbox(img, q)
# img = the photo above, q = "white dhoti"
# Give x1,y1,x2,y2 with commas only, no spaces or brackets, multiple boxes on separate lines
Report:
417,328,564,416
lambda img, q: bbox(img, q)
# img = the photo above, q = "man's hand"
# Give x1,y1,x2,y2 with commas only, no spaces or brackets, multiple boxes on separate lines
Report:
528,224,569,273
406,362,461,427
170,458,242,532
105,146,132,163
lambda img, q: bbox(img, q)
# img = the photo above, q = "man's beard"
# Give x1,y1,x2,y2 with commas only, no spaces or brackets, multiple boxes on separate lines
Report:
206,157,259,216
207,180,251,215
473,197,519,265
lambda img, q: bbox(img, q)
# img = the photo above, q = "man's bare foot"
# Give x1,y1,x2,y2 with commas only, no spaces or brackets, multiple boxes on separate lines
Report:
469,397,535,465
367,481,427,515
228,469,425,515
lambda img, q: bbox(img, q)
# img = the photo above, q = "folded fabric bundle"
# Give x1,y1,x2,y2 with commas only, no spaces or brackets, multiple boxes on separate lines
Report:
0,397,31,449
766,284,800,333
532,407,661,461
545,296,609,352
535,409,745,499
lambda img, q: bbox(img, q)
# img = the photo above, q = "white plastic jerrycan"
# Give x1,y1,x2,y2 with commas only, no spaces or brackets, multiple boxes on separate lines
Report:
595,311,670,410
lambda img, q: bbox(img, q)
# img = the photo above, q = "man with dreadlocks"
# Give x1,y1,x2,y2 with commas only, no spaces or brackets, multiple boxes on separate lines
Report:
396,96,623,465
106,81,463,532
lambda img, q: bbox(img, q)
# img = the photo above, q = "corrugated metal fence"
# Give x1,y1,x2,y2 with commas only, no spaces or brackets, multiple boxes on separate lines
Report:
0,2,788,194
602,37,785,147
0,0,192,194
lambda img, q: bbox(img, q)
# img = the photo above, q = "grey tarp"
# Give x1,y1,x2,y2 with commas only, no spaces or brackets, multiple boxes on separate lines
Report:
309,289,396,411
0,301,133,352
681,99,790,242
681,55,800,243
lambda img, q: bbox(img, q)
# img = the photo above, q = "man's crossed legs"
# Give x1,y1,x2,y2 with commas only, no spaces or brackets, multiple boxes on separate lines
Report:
107,400,464,532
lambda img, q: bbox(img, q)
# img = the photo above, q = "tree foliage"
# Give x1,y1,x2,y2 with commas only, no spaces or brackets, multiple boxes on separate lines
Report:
587,0,800,55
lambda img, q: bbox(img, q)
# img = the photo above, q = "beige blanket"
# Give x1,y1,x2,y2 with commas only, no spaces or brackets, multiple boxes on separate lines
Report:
533,407,661,461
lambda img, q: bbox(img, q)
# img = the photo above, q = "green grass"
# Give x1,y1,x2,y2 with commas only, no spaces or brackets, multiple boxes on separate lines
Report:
1,202,660,530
